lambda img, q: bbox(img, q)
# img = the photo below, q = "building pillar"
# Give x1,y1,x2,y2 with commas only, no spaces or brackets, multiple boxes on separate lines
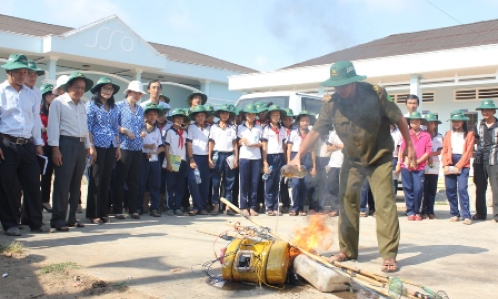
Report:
132,68,142,82
318,85,324,96
410,74,422,110
200,80,210,96
46,56,58,83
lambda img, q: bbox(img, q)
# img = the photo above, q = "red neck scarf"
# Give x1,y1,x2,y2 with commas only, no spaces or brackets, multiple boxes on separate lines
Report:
270,125,280,143
175,127,184,149
299,129,308,142
285,127,291,137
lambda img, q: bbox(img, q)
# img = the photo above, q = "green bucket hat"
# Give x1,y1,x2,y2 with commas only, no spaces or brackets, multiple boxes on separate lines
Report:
234,106,243,116
321,60,367,87
448,110,470,122
266,104,287,118
423,112,441,124
167,107,190,122
61,71,94,92
90,76,120,95
186,92,207,106
40,83,54,95
242,103,258,114
256,103,268,113
27,60,45,76
476,99,498,110
1,54,29,71
144,103,166,116
283,108,296,118
295,110,316,125
204,104,214,116
159,94,170,104
189,104,208,118
406,111,426,123
214,104,235,118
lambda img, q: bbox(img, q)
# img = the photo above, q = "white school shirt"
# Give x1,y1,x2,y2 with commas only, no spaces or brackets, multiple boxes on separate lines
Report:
187,123,210,155
141,125,163,154
317,134,331,158
237,123,263,159
287,128,309,152
261,124,286,154
209,122,237,152
390,127,402,157
165,126,187,160
327,131,344,168
450,131,466,155
430,133,443,163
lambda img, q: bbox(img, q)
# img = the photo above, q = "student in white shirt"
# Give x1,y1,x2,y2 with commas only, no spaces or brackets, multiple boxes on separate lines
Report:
310,132,331,214
164,108,190,216
261,105,287,216
208,104,238,215
279,108,296,213
156,103,171,211
237,104,263,216
390,124,402,194
422,113,443,219
137,104,165,218
186,105,211,216
287,111,317,216
326,128,344,216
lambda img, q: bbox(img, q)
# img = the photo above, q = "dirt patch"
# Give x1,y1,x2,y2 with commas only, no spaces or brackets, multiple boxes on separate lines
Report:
0,252,158,299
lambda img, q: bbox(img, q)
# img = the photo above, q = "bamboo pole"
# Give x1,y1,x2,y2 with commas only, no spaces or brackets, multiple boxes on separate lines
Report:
220,197,433,299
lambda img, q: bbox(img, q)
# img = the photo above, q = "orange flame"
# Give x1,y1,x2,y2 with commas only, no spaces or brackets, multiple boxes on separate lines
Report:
290,216,333,257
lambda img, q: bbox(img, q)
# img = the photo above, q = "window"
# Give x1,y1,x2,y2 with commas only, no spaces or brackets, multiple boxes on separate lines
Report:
301,97,322,115
455,87,498,101
464,112,478,133
393,92,434,103
394,94,410,104
422,92,435,103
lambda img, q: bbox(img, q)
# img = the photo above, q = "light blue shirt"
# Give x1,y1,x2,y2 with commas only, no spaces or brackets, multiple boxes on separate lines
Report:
117,99,144,151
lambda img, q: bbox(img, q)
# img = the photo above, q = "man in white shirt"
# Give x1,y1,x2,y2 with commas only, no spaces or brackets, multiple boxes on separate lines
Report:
0,54,50,236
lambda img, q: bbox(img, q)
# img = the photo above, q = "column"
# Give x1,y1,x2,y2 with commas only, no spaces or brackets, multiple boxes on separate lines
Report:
200,80,210,96
132,68,142,82
410,74,422,111
318,85,324,96
46,56,58,83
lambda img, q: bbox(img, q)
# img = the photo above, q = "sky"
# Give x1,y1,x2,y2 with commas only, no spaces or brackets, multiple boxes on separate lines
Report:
1,0,498,72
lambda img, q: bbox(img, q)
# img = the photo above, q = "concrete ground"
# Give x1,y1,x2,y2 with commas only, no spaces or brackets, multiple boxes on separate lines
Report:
0,180,497,299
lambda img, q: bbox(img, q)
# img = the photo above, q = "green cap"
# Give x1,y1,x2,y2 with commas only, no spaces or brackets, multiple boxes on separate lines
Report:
40,83,54,95
267,104,287,117
234,106,243,116
186,92,207,106
283,108,296,118
90,76,120,95
159,94,170,104
321,60,367,87
61,71,94,92
476,99,498,111
242,103,258,114
406,111,426,122
256,103,268,113
27,60,45,76
448,110,470,122
189,104,208,118
144,103,166,116
1,54,29,71
296,110,316,125
214,104,235,118
167,107,191,122
424,112,441,124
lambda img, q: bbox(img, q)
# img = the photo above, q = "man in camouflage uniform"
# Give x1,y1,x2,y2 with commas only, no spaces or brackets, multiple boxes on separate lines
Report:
291,60,416,272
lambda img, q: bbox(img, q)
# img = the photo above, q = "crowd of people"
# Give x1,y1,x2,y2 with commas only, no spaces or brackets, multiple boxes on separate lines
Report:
0,55,497,242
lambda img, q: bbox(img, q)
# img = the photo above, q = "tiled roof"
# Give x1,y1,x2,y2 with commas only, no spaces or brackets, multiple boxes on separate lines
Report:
0,14,256,73
285,18,498,69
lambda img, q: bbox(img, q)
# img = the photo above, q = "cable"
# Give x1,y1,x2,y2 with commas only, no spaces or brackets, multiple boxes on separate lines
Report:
424,0,462,25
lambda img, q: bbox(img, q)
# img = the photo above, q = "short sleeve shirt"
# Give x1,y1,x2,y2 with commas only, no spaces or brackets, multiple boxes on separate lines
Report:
209,123,237,152
141,125,163,154
287,128,309,152
313,82,402,166
165,127,187,160
327,131,344,168
261,124,286,154
237,123,263,159
187,123,210,155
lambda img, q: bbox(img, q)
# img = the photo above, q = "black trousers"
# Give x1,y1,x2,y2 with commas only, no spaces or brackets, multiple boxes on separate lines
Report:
113,149,141,215
41,145,54,204
50,137,86,228
0,140,42,230
474,163,498,218
86,146,116,219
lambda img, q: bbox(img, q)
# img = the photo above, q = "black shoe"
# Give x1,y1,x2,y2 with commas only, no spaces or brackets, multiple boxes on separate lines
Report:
149,209,161,217
31,224,51,233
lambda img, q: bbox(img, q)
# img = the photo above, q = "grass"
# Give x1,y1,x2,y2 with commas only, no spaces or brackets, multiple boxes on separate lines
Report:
0,241,24,255
37,262,82,276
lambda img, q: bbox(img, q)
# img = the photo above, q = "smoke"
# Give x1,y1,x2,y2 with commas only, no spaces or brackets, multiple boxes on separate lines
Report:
265,0,357,64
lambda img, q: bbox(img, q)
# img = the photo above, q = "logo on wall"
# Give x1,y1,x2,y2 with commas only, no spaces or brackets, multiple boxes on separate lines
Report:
86,26,135,52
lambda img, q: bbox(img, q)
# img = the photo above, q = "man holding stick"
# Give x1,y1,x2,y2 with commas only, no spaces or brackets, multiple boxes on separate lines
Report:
290,60,417,272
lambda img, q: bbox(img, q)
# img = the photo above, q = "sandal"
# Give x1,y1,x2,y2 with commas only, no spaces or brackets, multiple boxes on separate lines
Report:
249,209,259,216
299,211,307,216
360,211,367,217
188,209,198,216
199,210,209,215
289,210,298,216
328,251,353,263
266,210,275,216
115,214,126,219
130,213,140,219
240,209,250,216
381,257,399,273
67,222,85,228
329,211,338,217
91,218,103,225
55,226,70,232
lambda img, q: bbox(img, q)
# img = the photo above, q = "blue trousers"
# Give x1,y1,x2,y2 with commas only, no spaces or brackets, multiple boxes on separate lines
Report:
423,174,438,215
264,154,284,211
360,180,375,213
239,159,261,210
188,155,210,211
211,152,235,205
327,167,340,211
138,154,161,211
166,160,187,210
290,152,311,212
445,154,470,219
401,168,425,216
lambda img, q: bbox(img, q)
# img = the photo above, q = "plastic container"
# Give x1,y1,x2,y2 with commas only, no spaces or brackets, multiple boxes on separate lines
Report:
262,166,273,181
280,165,308,179
293,254,349,293
194,167,202,184
212,152,219,164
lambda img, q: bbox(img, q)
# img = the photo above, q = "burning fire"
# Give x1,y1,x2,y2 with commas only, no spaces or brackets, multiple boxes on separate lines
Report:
290,216,333,257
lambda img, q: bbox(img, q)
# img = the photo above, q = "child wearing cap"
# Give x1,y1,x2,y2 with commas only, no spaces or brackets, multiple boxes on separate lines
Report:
397,111,432,221
238,104,263,216
157,106,172,211
287,111,317,216
208,104,239,215
137,104,165,217
422,113,443,219
186,105,211,216
261,105,287,216
279,109,295,213
164,108,190,216
442,110,475,225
